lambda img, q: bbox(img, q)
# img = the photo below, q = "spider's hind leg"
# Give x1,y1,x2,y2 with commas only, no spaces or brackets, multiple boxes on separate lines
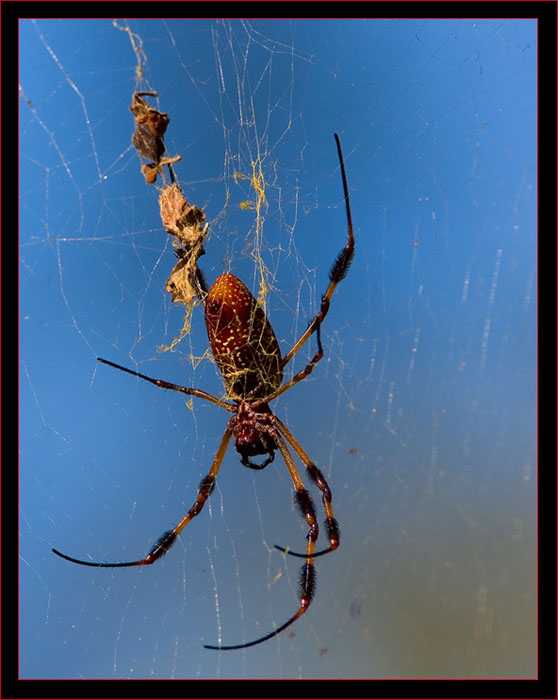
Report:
278,133,354,374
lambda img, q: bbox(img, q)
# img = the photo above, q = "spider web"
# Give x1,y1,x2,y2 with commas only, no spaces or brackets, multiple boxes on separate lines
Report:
20,18,537,680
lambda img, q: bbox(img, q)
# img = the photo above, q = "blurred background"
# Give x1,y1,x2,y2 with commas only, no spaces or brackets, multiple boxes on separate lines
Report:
20,18,536,679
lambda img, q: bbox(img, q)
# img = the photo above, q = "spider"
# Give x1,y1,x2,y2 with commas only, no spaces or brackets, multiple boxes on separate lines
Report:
52,133,354,650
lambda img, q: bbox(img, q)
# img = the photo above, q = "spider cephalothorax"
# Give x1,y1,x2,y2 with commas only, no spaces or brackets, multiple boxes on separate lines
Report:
231,401,277,469
53,134,354,651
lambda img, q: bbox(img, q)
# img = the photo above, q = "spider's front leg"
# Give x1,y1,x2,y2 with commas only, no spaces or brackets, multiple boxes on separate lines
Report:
52,425,233,568
272,417,340,559
204,428,319,650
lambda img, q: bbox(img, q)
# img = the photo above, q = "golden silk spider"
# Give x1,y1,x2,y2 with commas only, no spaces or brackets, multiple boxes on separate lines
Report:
53,134,354,650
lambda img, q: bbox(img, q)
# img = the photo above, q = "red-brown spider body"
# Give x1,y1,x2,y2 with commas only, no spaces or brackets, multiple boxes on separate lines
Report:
205,273,283,399
205,273,283,467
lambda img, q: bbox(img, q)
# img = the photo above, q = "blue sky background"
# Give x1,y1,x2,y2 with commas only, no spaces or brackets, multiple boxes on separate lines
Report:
20,18,536,679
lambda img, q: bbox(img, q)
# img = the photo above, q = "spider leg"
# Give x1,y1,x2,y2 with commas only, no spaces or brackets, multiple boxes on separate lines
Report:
97,358,234,411
260,323,324,405
52,425,233,568
204,430,317,650
272,417,340,559
279,133,354,372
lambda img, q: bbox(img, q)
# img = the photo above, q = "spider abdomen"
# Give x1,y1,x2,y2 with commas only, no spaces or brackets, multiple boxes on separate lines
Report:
205,273,283,399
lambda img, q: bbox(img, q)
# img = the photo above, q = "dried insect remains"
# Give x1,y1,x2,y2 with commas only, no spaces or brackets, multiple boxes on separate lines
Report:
130,91,181,184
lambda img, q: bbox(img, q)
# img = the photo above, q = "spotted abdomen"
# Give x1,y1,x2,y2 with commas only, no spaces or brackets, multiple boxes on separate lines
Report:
205,273,283,400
